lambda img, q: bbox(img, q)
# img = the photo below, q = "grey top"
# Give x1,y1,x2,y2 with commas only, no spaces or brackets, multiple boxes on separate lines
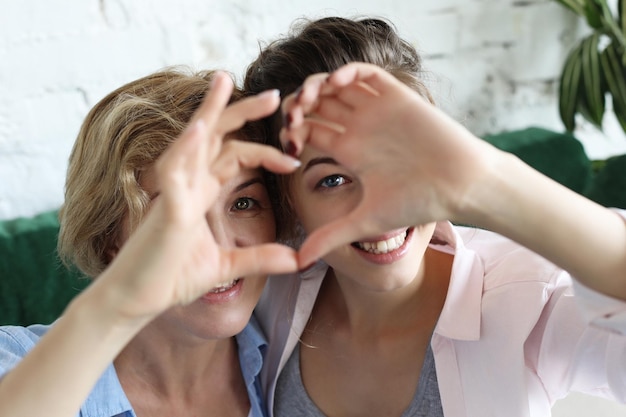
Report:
275,341,444,416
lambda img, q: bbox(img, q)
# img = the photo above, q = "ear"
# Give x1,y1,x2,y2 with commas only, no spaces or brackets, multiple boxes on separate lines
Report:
105,244,119,264
105,228,124,263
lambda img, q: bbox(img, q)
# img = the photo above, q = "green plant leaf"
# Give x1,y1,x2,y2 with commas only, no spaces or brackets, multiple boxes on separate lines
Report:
617,0,626,41
577,93,603,127
579,33,605,127
585,0,603,29
553,0,587,17
559,43,584,131
613,96,626,131
593,0,626,58
600,43,626,129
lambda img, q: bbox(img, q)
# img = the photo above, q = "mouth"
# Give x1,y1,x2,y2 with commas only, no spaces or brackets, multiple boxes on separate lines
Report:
207,278,241,293
351,227,413,258
352,230,409,254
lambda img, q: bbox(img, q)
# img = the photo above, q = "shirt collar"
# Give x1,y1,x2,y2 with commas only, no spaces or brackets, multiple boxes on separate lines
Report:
432,221,484,341
236,315,268,417
80,362,134,417
301,221,485,342
78,319,268,417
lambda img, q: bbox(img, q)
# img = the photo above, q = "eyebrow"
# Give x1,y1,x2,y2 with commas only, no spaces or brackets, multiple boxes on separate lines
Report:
303,157,338,173
234,177,264,193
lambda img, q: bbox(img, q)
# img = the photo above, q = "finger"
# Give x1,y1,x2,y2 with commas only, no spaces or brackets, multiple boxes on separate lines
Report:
297,210,375,268
311,96,354,125
296,72,331,106
330,81,381,111
327,62,397,93
210,141,301,184
279,122,310,155
155,119,207,193
304,115,347,136
225,243,299,277
281,93,305,129
279,119,345,157
216,89,281,136
191,72,235,131
184,72,234,163
281,73,331,120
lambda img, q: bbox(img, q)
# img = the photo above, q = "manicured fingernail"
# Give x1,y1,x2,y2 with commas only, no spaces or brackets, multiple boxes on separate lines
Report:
283,113,293,129
285,141,298,157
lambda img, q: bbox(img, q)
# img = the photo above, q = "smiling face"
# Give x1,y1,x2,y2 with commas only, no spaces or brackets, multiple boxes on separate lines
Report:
119,162,275,340
290,145,436,292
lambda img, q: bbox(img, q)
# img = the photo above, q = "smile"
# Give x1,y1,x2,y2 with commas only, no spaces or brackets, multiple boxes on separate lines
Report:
354,231,408,254
208,278,241,293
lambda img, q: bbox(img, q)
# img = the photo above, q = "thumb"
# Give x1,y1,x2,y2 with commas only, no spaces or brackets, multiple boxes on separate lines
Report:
227,243,299,278
298,209,373,268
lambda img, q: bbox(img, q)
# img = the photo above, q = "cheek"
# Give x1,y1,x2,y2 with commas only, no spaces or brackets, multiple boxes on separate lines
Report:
293,191,360,234
233,213,276,246
246,275,269,297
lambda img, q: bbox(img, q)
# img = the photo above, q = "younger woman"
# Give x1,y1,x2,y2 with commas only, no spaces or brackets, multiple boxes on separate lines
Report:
245,17,626,416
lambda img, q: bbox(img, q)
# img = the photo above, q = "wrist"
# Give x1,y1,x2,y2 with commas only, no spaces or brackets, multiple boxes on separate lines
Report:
65,273,154,341
453,148,523,228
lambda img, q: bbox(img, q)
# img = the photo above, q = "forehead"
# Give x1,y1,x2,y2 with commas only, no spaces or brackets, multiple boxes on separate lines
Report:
300,145,330,163
298,144,342,172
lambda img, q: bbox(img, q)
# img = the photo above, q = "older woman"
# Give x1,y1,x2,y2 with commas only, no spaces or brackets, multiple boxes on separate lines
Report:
0,68,300,417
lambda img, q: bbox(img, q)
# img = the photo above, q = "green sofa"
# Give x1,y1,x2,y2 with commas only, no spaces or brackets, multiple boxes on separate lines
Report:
1,127,624,326
0,211,89,326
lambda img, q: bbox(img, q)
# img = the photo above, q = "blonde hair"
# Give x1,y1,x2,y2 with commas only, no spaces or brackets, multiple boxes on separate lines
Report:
58,67,252,278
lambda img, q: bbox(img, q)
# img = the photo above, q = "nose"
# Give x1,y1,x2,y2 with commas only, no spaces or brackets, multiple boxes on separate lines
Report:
205,214,253,249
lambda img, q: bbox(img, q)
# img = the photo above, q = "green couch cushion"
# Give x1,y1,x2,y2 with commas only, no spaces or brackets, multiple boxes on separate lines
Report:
586,154,626,209
0,210,90,326
483,127,593,195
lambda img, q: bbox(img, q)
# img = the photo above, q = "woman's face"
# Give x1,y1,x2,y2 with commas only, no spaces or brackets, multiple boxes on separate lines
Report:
120,161,275,340
290,145,435,291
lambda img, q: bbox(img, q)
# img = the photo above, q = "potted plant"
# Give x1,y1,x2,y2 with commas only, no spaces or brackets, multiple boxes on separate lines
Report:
555,0,626,132
546,0,626,209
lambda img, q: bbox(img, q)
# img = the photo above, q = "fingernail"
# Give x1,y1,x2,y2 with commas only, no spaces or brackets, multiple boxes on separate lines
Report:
188,119,205,133
283,113,293,129
210,71,226,87
285,141,298,157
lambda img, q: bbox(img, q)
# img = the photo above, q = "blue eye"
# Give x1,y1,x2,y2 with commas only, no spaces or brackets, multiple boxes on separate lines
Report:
318,175,346,189
233,197,257,211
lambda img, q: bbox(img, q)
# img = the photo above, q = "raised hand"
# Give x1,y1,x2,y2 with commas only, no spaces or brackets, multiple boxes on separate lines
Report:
280,63,500,267
281,64,626,303
97,72,301,322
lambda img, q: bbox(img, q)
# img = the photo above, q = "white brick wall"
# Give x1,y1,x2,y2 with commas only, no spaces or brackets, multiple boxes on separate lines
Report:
2,1,626,414
3,0,626,220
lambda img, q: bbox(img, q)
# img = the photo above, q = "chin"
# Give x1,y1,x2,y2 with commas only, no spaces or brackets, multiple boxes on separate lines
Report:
168,301,255,341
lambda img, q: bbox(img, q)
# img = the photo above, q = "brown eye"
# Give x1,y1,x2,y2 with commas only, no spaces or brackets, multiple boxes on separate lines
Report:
234,197,255,211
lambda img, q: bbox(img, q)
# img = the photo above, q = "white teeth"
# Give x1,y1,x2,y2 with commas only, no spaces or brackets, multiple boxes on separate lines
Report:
209,279,238,293
356,233,406,254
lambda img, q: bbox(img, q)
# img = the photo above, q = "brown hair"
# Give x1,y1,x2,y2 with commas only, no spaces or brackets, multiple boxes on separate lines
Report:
58,67,263,278
244,16,433,242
